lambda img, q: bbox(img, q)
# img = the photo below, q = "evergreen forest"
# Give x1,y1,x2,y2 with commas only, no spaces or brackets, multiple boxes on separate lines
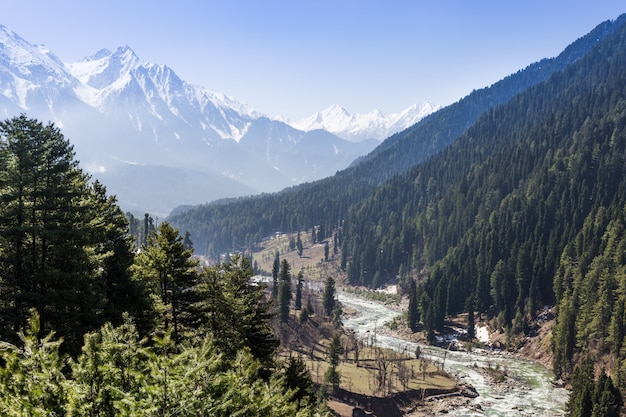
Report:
169,13,626,414
3,11,626,417
169,15,625,259
0,116,329,416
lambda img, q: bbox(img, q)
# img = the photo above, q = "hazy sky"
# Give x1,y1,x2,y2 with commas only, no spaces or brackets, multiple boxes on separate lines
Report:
2,1,625,119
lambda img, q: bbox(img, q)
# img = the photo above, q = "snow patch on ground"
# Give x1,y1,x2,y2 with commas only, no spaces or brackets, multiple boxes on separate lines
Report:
376,285,398,294
476,325,490,344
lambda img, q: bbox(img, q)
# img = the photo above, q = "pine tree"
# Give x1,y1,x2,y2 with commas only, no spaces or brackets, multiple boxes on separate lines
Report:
183,231,194,250
323,277,336,317
566,358,595,417
88,181,150,331
272,251,280,299
142,213,154,247
295,270,304,311
69,314,147,416
196,255,279,369
0,310,68,416
132,222,199,343
296,231,303,257
324,334,343,392
278,259,292,323
408,279,420,332
283,357,314,408
318,223,326,242
0,116,139,354
466,295,475,341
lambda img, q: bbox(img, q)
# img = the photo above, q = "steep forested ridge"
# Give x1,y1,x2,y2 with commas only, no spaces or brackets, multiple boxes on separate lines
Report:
339,12,626,388
167,13,626,406
167,16,625,258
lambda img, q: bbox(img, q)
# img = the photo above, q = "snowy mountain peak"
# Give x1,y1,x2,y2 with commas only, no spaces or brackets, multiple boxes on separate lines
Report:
0,24,77,113
0,23,24,45
69,45,142,91
0,22,439,213
289,102,439,142
0,24,68,77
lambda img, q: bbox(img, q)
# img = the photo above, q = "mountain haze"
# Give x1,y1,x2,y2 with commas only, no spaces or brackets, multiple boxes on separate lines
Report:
289,102,439,142
0,25,432,214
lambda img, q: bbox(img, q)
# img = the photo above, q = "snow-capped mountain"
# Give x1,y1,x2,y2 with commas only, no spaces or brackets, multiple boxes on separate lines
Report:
0,24,86,119
67,46,258,142
0,24,434,214
289,103,439,142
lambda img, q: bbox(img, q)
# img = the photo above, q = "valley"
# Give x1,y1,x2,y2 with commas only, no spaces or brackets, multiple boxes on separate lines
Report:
251,229,567,416
0,7,626,417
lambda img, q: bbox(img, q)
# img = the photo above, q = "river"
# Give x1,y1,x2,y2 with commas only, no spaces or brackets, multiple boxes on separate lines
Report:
336,289,569,416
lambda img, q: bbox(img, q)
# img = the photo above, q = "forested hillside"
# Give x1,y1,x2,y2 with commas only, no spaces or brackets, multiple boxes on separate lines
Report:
338,9,626,404
170,12,626,411
167,16,626,258
0,116,330,416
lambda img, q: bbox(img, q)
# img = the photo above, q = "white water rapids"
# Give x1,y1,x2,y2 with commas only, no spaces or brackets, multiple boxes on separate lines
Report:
336,288,569,416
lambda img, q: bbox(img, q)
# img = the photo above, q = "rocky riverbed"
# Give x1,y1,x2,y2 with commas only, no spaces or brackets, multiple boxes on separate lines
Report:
336,289,568,416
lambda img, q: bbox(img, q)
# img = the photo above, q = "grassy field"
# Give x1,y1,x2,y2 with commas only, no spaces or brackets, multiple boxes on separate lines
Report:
255,229,457,409
276,309,456,395
281,336,456,397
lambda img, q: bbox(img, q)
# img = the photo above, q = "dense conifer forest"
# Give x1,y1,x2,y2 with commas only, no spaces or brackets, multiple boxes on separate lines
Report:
0,116,329,416
169,14,626,414
347,15,626,412
169,15,625,260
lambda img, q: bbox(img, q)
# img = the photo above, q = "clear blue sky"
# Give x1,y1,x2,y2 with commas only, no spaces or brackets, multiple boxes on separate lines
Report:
3,1,625,119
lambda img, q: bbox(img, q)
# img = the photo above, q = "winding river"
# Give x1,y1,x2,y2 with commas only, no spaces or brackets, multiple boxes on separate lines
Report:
336,289,569,416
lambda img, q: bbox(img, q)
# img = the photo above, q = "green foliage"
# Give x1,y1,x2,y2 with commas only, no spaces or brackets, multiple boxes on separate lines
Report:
163,30,626,402
324,334,343,392
295,270,304,311
567,360,622,417
0,117,330,416
68,315,148,416
272,250,280,299
195,255,279,369
466,296,475,341
296,231,303,257
323,277,336,317
0,311,329,417
283,357,314,408
278,259,292,323
0,310,67,416
407,279,420,332
333,18,626,386
132,221,199,343
0,115,143,355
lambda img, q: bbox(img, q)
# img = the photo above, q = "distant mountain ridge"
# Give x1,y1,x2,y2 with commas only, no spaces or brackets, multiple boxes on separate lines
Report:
0,24,434,214
288,103,439,142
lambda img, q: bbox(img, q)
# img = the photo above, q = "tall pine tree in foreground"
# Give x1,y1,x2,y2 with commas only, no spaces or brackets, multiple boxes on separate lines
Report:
0,115,141,355
132,222,199,343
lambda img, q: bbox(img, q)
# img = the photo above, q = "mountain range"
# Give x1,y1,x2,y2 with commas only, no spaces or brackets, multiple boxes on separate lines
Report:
287,102,439,142
0,24,435,215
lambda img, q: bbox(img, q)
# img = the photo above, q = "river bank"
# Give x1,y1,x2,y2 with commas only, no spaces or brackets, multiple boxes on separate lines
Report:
336,289,568,416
